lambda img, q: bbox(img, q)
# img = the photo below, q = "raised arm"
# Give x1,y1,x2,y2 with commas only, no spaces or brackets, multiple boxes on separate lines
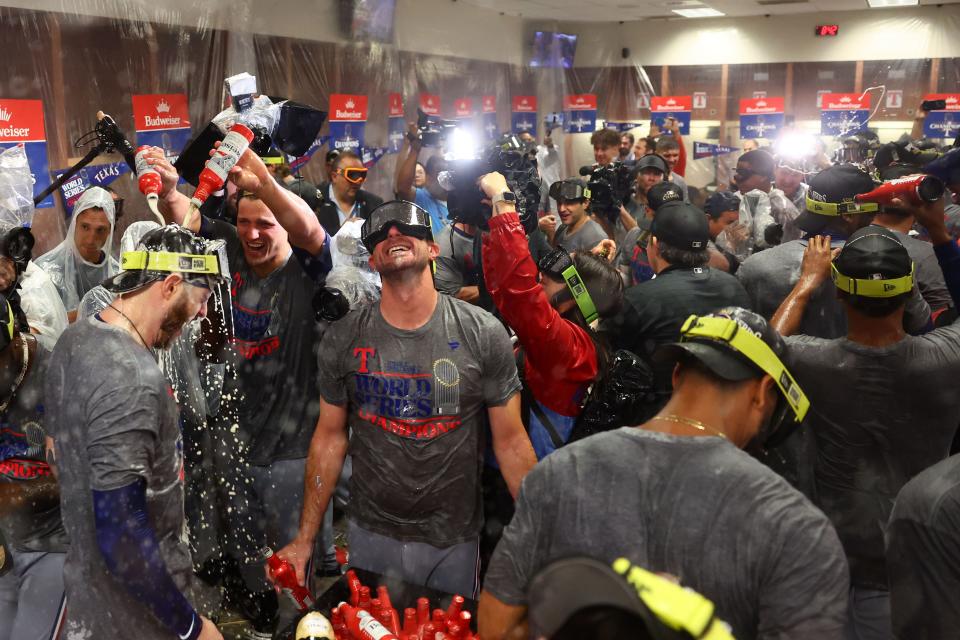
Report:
144,147,196,231
395,122,422,201
771,236,836,336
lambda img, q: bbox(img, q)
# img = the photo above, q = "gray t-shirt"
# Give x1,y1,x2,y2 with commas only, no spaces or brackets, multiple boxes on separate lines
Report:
318,294,521,546
553,218,608,254
483,428,849,639
44,317,191,640
738,235,931,339
891,229,952,313
434,225,480,296
785,328,960,590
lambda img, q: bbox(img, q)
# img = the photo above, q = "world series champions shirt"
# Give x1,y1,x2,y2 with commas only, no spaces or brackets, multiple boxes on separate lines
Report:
318,294,521,546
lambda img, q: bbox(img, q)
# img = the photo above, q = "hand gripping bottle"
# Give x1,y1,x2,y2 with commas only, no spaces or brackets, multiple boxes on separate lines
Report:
262,547,315,612
855,174,945,206
190,123,255,209
134,145,165,223
338,602,400,640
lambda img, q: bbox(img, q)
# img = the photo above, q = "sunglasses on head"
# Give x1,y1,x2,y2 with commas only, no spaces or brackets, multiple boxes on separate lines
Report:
339,167,368,184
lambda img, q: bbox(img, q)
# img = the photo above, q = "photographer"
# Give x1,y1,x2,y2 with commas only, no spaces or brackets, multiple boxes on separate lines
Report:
538,179,609,253
480,171,624,459
396,123,450,235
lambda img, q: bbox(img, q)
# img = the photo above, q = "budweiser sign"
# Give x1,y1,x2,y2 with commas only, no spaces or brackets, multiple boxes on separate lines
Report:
739,97,784,115
0,99,45,141
511,96,537,112
820,93,870,110
564,94,597,110
389,93,404,117
132,93,190,131
924,94,960,111
329,94,368,122
651,96,692,112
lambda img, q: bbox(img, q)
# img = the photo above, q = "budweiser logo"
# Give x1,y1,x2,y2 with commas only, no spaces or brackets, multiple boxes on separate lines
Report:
521,98,528,105
576,96,585,104
334,110,363,119
485,98,492,106
0,108,12,122
666,99,677,105
156,98,171,113
144,115,182,127
345,98,355,109
426,98,434,106
756,100,767,107
840,96,852,103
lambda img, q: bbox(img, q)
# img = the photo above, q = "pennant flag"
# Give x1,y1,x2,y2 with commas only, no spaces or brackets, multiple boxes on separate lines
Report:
288,135,331,172
693,141,738,160
604,121,645,133
54,161,131,217
361,146,388,169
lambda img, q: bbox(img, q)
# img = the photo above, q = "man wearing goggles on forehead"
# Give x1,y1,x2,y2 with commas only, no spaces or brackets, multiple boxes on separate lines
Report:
480,306,849,640
539,179,608,254
277,199,536,598
44,224,226,640
316,150,383,238
770,198,960,639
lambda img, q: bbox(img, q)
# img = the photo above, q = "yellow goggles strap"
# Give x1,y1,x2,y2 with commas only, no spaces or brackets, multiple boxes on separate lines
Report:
561,264,599,325
805,196,879,216
679,315,810,422
831,262,914,298
120,250,221,276
612,558,734,640
3,299,13,344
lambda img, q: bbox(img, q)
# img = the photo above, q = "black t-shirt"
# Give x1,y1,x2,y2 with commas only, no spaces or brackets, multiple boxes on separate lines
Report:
0,341,67,553
202,217,331,465
887,454,960,639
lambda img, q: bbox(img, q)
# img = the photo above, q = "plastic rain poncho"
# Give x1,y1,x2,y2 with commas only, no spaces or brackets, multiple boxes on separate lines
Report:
19,261,68,350
34,186,119,312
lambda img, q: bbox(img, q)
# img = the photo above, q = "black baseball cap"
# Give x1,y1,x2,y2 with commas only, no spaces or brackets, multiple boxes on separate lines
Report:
635,153,669,174
796,164,877,234
647,182,684,211
651,202,709,251
704,191,741,219
834,225,913,294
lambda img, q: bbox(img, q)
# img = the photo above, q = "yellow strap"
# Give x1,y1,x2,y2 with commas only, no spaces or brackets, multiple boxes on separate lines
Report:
120,250,220,275
831,262,914,298
680,315,810,422
805,195,879,217
4,298,13,343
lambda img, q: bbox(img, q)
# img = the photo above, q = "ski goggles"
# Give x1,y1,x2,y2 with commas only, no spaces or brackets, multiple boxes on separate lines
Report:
679,314,809,422
831,262,915,298
538,248,599,324
338,167,368,184
549,180,590,202
805,196,879,216
360,201,433,252
119,242,230,289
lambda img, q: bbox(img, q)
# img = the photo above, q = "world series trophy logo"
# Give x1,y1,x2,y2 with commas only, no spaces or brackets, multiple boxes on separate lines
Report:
570,115,592,132
388,128,404,150
485,121,498,139
747,115,778,138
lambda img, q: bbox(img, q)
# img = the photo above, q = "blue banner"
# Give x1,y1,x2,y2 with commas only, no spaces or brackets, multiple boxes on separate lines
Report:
693,141,738,160
0,142,53,209
482,112,498,140
605,121,645,133
511,112,537,136
135,128,192,163
329,121,365,153
651,112,691,135
564,110,596,134
288,135,330,172
924,111,960,139
387,117,406,153
820,110,869,136
739,113,784,139
53,161,130,217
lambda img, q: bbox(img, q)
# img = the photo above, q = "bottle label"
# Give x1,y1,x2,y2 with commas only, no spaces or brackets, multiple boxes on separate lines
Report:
358,613,393,639
204,130,250,182
134,149,158,178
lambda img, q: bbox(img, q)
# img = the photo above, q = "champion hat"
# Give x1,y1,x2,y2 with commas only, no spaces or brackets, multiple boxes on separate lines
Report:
796,164,877,234
651,202,709,251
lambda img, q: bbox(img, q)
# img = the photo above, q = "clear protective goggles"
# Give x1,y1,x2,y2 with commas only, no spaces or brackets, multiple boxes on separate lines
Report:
679,314,810,423
360,201,433,252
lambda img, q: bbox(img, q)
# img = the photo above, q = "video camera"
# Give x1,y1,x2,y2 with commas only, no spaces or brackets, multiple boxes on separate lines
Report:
409,108,458,147
442,133,542,232
579,161,636,223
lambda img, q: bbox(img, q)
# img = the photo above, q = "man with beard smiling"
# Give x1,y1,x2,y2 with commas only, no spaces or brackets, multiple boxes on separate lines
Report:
44,224,226,640
273,199,537,598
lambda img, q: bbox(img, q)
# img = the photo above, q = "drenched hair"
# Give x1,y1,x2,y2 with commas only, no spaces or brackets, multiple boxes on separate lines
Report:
591,129,621,149
333,150,362,171
656,238,709,268
655,137,679,153
739,149,775,179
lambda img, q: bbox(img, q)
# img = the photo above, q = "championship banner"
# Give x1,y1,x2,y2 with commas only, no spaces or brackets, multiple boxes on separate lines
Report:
454,98,474,119
739,97,784,139
329,94,367,152
54,161,131,217
132,93,191,161
481,95,497,140
387,93,405,154
511,96,537,136
563,94,597,133
419,94,441,116
650,96,692,135
288,135,331,172
604,121,645,133
923,94,960,139
0,99,53,208
820,93,870,136
693,141,738,160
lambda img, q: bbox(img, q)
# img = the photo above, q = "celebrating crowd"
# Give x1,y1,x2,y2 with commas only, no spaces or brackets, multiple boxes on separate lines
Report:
2,102,960,640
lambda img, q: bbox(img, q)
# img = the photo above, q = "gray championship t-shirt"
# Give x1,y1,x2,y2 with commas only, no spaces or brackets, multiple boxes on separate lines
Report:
44,317,190,640
553,218,608,254
0,342,67,553
318,294,520,546
738,235,931,339
483,429,849,639
434,225,481,297
786,326,960,589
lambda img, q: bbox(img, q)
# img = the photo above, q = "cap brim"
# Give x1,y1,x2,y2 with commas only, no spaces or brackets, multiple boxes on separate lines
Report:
527,558,650,637
654,341,759,382
101,270,162,294
794,209,830,234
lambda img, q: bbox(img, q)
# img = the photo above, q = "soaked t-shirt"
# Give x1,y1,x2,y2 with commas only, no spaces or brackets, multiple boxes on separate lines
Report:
44,317,189,640
318,294,520,546
786,327,960,590
202,217,331,466
0,341,67,553
553,219,608,254
483,429,849,640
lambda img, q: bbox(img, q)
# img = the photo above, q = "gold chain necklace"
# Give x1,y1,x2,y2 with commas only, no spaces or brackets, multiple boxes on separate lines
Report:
650,414,728,440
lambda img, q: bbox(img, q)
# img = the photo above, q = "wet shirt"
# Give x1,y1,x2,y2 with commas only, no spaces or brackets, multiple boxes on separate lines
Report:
785,326,960,589
553,218,608,254
318,294,520,546
484,429,849,639
434,225,481,297
891,229,952,312
44,317,189,640
0,342,67,553
203,217,331,465
887,454,960,639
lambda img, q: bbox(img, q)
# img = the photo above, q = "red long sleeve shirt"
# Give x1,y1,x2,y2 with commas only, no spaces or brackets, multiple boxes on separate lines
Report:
482,212,598,417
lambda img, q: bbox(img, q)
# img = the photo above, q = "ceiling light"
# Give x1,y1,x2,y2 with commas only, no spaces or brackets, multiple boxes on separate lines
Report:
866,0,918,6
672,7,725,16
